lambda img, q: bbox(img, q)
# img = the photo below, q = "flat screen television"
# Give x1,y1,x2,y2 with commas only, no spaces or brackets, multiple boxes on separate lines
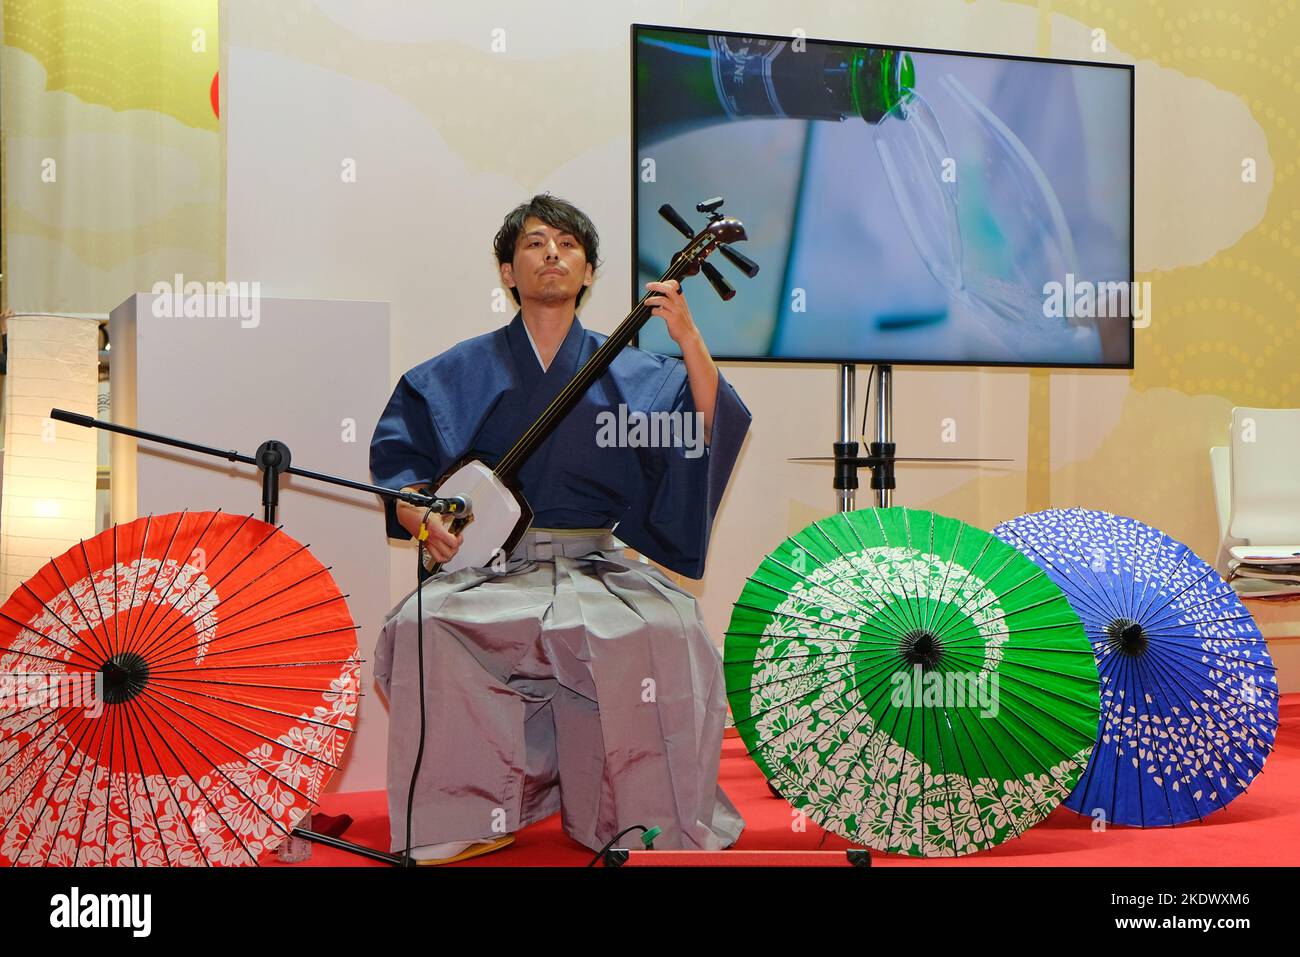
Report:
632,24,1135,368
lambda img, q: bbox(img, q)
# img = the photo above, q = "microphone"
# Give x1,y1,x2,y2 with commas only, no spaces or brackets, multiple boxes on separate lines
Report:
430,495,472,516
404,487,472,516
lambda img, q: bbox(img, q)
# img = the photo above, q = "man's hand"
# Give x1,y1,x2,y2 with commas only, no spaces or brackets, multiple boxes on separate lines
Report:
396,487,464,564
420,511,464,565
644,279,698,347
645,279,719,445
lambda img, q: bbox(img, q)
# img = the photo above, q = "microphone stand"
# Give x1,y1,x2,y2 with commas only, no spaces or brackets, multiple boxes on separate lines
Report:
50,407,446,867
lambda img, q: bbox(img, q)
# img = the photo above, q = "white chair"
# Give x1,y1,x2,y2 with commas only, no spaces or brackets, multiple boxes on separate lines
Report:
1229,407,1300,543
1209,445,1240,576
1213,407,1300,595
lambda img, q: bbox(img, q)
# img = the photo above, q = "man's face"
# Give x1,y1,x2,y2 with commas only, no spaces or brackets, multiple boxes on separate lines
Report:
500,216,594,308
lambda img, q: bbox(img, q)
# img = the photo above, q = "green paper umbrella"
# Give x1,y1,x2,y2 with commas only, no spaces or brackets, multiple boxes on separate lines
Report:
725,507,1100,857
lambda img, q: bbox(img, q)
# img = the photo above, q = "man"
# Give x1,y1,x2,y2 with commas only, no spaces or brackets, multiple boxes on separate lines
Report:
369,194,749,863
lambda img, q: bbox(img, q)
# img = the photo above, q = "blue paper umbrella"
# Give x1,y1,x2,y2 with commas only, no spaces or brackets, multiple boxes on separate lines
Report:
992,508,1279,827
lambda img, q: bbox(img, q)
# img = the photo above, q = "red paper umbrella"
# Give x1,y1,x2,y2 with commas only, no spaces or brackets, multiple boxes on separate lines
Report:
0,511,359,866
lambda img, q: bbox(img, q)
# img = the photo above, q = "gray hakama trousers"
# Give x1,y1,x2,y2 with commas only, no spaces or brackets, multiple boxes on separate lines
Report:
373,528,744,853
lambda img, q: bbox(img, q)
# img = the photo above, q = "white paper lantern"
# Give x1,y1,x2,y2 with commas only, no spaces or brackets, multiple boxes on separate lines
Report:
0,314,100,602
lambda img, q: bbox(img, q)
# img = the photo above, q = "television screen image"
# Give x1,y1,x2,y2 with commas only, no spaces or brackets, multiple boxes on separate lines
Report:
633,25,1135,368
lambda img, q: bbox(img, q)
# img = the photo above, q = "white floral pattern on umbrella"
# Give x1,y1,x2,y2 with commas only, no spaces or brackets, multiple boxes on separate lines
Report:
726,508,1099,857
993,507,1279,826
0,512,360,866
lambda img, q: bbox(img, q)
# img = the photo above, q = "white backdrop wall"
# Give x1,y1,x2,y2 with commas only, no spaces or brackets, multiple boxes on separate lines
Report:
109,294,391,794
221,0,1285,791
221,0,1043,628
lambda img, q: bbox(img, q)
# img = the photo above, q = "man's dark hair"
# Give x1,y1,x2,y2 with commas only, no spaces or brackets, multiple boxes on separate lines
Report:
494,193,601,307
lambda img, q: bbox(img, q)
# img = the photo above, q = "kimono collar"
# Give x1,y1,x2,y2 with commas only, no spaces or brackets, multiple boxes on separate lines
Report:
506,311,585,383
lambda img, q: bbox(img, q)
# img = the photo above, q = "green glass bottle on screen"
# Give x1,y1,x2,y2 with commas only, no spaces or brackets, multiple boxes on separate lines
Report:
636,29,916,144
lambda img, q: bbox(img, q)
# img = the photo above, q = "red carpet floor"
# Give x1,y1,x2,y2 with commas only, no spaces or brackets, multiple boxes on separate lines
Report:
266,694,1300,867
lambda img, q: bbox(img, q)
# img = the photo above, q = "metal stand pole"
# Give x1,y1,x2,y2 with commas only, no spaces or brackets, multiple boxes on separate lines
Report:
49,409,417,866
835,363,858,513
814,363,999,513
874,365,894,508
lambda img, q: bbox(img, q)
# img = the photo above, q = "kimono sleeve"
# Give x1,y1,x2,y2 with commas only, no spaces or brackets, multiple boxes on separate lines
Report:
369,373,448,541
616,366,751,579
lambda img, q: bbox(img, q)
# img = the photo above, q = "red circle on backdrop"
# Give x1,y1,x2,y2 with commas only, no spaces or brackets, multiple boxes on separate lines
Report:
210,71,220,118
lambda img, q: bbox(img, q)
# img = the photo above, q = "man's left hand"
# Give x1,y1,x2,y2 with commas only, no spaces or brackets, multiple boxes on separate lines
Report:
645,280,700,347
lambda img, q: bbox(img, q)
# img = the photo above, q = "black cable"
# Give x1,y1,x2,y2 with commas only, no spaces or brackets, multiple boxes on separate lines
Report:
859,364,876,443
586,824,655,867
402,501,438,867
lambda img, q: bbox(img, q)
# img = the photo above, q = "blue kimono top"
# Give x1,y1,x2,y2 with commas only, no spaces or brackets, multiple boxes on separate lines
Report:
369,311,750,579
